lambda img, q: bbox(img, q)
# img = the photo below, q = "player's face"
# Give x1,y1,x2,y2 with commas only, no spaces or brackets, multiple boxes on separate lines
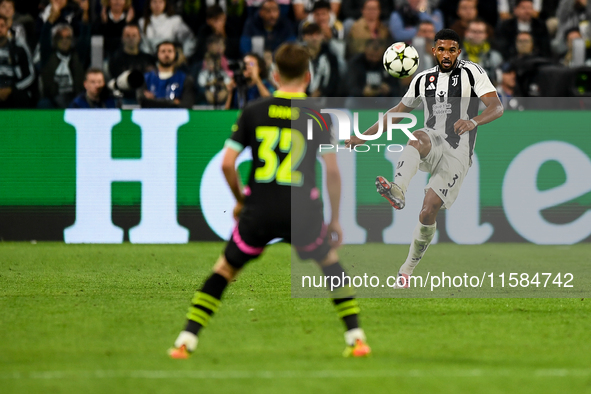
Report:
432,39,460,72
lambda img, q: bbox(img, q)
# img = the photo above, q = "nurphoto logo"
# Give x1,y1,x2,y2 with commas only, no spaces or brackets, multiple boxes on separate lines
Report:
305,109,418,153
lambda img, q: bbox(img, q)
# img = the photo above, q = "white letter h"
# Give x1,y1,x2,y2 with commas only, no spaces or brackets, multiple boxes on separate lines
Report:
64,110,189,243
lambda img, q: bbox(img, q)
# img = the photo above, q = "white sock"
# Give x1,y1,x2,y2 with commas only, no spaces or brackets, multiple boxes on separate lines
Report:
399,221,437,276
393,145,421,194
344,328,366,346
174,330,198,352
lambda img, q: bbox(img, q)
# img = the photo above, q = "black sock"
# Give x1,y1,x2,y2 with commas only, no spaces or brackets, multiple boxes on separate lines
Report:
184,273,228,335
321,262,360,331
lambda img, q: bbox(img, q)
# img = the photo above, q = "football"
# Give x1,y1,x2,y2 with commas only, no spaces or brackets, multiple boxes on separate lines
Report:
383,42,420,78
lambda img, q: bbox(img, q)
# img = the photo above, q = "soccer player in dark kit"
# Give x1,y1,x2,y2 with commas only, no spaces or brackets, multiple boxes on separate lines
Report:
169,43,371,359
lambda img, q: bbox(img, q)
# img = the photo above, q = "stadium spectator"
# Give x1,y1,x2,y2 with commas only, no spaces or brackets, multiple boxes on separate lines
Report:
498,0,542,20
345,38,399,97
512,30,537,59
448,0,494,44
240,0,295,54
109,23,154,79
108,23,154,103
346,0,391,57
300,1,345,40
225,52,273,109
194,5,240,63
496,0,551,60
247,0,291,17
138,0,196,58
0,15,35,108
0,0,29,50
301,23,340,96
412,20,436,72
389,0,444,43
438,0,499,29
559,27,591,66
293,0,342,21
196,52,231,105
496,62,517,106
553,0,590,54
69,68,117,108
140,41,195,108
37,0,91,68
39,23,85,108
340,0,393,30
459,19,503,84
93,0,136,60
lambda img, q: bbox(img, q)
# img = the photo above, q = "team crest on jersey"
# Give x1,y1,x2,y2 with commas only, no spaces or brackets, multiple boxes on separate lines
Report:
429,76,436,82
452,75,459,87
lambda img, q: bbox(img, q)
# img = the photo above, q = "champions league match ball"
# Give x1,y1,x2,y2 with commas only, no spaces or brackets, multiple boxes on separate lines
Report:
383,42,420,78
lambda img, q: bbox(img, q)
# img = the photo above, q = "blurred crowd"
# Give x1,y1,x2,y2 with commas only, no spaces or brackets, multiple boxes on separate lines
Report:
0,0,590,109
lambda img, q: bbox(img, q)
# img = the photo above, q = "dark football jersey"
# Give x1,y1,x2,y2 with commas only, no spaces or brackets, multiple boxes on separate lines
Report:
225,91,333,215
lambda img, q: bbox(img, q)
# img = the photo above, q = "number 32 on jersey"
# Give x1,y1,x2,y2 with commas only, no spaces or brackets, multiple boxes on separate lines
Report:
254,126,306,186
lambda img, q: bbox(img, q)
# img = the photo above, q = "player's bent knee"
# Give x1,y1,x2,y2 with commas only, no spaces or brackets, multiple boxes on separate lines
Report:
214,255,241,281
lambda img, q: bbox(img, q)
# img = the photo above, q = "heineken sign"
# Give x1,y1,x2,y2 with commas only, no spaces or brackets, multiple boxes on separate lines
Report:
0,107,590,244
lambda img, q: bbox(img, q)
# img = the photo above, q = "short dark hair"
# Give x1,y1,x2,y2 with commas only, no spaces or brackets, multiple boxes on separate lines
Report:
515,0,533,6
123,22,140,31
302,22,322,36
467,17,487,27
274,43,310,81
85,67,104,80
564,26,581,40
206,5,225,19
312,0,331,12
434,29,461,45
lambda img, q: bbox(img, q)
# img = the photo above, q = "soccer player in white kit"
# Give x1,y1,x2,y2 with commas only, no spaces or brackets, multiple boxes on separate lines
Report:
345,29,504,287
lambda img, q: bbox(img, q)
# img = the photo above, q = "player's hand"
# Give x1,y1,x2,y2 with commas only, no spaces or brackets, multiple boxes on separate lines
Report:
233,201,244,220
344,135,365,148
453,119,476,135
327,220,342,248
143,90,155,99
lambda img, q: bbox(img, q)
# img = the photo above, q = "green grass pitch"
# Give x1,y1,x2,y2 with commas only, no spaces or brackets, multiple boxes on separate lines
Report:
1,242,591,394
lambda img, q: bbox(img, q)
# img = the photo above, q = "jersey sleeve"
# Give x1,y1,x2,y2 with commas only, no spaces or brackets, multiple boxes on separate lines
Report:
468,63,497,97
224,110,249,153
401,73,423,108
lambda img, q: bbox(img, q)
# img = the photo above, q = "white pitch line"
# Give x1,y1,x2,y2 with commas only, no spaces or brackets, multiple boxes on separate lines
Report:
1,369,591,380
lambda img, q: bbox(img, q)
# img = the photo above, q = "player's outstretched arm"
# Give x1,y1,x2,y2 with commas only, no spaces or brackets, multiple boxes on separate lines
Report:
323,152,343,248
344,101,414,147
221,147,245,219
454,92,504,135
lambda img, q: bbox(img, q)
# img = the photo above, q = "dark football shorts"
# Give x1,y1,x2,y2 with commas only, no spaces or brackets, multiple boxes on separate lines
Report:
224,205,331,269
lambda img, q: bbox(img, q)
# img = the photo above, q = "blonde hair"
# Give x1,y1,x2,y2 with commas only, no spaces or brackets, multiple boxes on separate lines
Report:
101,0,132,8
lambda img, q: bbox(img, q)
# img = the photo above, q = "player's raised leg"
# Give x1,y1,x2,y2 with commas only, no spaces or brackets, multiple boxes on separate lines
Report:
376,130,432,210
395,188,442,288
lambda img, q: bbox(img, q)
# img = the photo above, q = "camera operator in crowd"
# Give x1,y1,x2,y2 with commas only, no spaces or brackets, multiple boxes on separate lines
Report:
140,40,195,108
108,23,154,104
225,52,273,109
69,67,117,108
0,14,35,108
